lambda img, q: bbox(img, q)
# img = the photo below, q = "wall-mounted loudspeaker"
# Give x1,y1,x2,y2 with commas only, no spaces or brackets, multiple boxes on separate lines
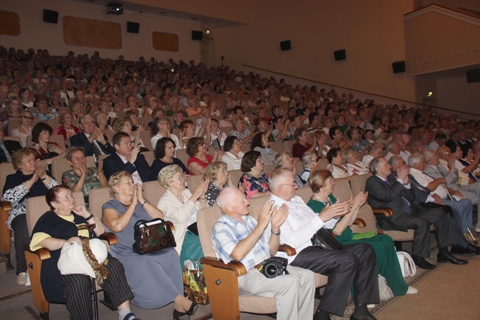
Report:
466,69,480,83
334,49,346,61
191,31,203,41
392,61,406,73
127,22,140,34
280,40,292,51
43,9,58,24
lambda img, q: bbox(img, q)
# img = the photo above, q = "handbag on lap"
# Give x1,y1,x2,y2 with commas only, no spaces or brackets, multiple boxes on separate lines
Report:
132,218,176,254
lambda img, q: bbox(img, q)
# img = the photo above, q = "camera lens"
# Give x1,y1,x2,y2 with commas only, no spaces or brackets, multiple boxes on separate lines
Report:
264,264,279,278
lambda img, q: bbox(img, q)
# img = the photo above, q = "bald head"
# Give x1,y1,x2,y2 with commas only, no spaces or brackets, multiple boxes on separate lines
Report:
217,187,242,210
436,146,451,160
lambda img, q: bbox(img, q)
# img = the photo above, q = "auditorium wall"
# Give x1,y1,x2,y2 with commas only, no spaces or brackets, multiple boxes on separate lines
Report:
0,0,202,62
213,0,416,101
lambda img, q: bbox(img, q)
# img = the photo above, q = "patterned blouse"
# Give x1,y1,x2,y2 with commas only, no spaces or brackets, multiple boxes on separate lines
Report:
62,167,101,206
205,181,226,207
29,142,62,160
239,172,270,199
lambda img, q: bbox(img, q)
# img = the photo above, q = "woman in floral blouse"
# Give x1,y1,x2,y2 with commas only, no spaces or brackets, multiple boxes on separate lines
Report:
239,150,270,199
203,161,234,206
61,146,107,207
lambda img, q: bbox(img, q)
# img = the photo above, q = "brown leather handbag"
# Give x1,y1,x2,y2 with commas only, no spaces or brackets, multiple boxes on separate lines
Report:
132,219,176,254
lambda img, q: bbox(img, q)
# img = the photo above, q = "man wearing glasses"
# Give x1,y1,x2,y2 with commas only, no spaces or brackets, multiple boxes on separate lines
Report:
268,168,379,320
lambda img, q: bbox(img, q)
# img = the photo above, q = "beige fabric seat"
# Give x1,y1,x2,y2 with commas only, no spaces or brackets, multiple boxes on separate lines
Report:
51,156,95,182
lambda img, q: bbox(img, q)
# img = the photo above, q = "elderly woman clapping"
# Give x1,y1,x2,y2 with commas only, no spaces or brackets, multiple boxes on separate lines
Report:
157,165,209,266
3,148,59,285
102,171,197,316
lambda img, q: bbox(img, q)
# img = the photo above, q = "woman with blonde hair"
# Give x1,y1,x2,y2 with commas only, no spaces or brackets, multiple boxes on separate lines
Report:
102,171,198,317
203,161,234,206
157,165,209,265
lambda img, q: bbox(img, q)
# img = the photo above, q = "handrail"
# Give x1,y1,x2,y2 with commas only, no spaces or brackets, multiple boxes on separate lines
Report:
241,64,480,119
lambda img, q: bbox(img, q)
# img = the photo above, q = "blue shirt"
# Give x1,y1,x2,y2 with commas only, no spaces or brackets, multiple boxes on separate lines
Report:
212,214,270,270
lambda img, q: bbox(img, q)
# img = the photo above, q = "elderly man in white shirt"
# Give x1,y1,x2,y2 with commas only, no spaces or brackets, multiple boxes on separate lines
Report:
268,168,379,320
408,152,473,233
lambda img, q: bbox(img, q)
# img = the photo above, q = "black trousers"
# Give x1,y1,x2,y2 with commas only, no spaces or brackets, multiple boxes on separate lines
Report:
291,243,379,316
11,214,29,275
61,256,134,320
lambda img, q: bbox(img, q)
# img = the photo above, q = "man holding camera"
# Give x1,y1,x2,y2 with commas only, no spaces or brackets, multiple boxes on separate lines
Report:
212,187,316,320
269,168,379,320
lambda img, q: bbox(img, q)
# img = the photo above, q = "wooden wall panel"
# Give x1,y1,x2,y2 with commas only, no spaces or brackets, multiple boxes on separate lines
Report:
0,10,20,36
152,32,179,52
63,16,122,50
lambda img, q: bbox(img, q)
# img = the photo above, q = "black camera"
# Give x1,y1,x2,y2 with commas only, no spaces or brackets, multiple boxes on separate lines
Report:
259,257,289,278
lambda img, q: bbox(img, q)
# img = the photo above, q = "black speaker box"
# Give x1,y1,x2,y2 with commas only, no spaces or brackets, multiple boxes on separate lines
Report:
43,9,58,24
280,40,292,51
334,49,346,61
192,30,203,41
127,22,140,34
392,61,406,73
466,69,480,83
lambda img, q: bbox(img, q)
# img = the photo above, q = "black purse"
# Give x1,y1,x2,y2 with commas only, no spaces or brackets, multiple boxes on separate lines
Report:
311,228,343,250
132,218,176,254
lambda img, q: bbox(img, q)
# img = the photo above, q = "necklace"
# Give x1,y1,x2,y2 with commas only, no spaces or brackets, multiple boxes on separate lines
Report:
312,193,331,205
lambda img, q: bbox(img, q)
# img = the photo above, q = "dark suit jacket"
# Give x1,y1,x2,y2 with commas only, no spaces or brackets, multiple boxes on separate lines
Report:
388,172,431,205
4,140,22,153
366,175,419,231
69,132,114,157
103,152,153,182
0,140,22,163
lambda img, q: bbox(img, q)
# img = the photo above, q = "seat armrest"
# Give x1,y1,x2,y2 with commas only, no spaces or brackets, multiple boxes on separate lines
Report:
353,218,366,228
278,244,296,256
200,257,247,276
98,233,118,245
1,201,12,211
24,246,51,260
372,208,394,217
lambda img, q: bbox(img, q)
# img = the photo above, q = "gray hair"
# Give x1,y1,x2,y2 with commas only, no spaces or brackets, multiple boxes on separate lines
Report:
423,149,436,163
386,142,398,153
273,151,290,169
268,167,291,192
408,152,424,167
158,164,183,188
78,114,94,126
369,157,383,175
341,148,355,165
302,152,317,169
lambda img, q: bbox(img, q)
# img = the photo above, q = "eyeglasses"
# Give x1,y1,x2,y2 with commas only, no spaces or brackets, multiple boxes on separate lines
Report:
23,116,34,119
281,181,297,188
